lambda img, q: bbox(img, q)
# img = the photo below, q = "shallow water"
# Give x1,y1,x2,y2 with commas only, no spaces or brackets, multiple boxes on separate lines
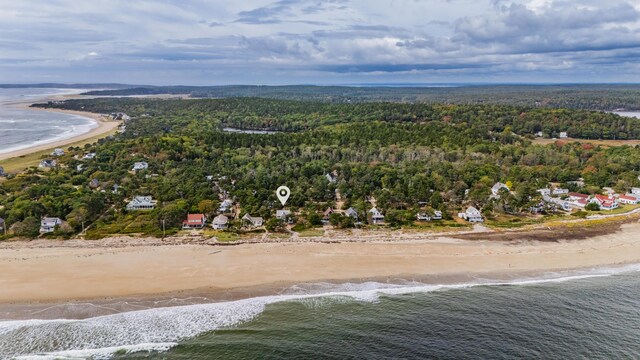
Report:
1,264,639,359
0,88,96,155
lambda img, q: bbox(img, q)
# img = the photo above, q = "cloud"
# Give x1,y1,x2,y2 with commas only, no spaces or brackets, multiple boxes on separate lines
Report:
2,0,640,84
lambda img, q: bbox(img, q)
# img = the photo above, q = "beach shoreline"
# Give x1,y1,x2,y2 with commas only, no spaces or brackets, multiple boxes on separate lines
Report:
0,103,120,162
1,219,638,316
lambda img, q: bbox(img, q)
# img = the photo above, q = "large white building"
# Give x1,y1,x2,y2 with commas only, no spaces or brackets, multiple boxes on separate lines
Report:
126,196,157,211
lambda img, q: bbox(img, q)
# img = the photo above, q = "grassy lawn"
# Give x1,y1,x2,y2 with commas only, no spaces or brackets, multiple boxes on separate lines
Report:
485,214,546,229
591,204,640,216
403,220,472,232
298,229,325,237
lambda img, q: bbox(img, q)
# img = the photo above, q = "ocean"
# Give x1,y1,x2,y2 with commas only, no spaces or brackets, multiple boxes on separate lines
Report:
0,88,96,155
1,264,639,359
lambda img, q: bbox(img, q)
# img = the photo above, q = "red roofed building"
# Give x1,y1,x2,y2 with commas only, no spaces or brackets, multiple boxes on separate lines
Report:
591,194,618,211
183,213,207,229
618,194,639,205
568,192,589,201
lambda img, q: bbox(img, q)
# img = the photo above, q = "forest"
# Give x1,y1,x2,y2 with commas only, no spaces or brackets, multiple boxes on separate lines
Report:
82,84,640,110
1,97,640,238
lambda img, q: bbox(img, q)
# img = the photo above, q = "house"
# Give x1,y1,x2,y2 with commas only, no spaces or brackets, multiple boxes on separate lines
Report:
559,132,568,138
112,184,121,194
0,218,5,231
39,159,57,168
89,179,100,189
548,197,572,211
322,208,334,223
491,182,510,197
126,196,157,211
459,207,483,223
242,214,264,227
535,131,544,137
591,194,618,211
83,152,96,160
345,207,359,219
76,164,84,172
432,210,443,220
40,217,62,233
631,188,640,196
618,194,638,205
205,175,214,181
552,188,569,195
132,161,148,172
0,166,5,176
537,188,551,196
572,199,589,208
369,207,385,225
416,212,431,221
276,209,291,220
212,215,229,230
183,213,207,229
51,148,65,156
568,192,590,202
218,199,233,213
325,173,337,183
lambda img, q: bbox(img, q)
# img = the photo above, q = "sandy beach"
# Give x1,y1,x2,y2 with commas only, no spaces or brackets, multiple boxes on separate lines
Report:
0,106,119,162
0,220,638,306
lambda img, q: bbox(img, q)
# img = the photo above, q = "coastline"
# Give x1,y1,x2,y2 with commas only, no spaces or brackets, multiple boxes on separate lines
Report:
0,106,120,163
1,220,638,309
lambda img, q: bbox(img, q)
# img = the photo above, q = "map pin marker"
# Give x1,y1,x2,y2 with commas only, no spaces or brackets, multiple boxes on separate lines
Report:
276,186,291,206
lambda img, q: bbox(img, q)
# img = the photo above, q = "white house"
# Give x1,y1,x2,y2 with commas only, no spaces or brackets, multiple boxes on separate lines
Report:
631,188,640,196
39,159,57,168
552,188,569,195
432,210,443,220
242,214,264,227
591,194,618,211
218,199,233,213
537,188,551,197
368,207,385,224
40,217,62,233
276,209,292,220
76,164,84,172
126,196,157,211
535,131,544,137
132,161,149,172
416,212,431,221
548,197,572,211
618,194,638,205
83,152,96,160
559,132,568,138
491,182,510,197
51,148,65,156
459,207,483,223
325,173,337,183
212,215,229,230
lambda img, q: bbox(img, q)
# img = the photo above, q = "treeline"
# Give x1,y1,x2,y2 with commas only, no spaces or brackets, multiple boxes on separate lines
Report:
81,84,640,110
36,97,640,139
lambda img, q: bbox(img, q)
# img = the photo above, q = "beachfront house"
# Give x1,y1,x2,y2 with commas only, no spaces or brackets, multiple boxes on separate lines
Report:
491,182,510,197
218,199,233,213
416,212,431,221
39,159,57,168
126,196,157,211
591,194,618,211
183,214,207,229
212,215,229,230
535,131,544,137
276,209,292,221
559,132,568,138
345,207,359,220
549,197,572,211
322,208,334,223
618,194,638,205
459,207,484,223
51,148,65,157
432,210,443,220
552,188,569,195
368,207,385,225
242,214,264,228
132,161,149,172
40,217,62,233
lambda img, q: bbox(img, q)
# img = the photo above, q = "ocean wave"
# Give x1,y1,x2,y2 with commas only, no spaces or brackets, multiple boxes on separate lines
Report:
1,263,639,359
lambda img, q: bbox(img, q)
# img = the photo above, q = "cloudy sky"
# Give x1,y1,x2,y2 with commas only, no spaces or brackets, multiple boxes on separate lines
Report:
2,0,640,85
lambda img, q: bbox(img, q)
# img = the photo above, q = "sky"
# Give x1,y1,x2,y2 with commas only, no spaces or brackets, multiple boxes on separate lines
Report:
1,0,640,85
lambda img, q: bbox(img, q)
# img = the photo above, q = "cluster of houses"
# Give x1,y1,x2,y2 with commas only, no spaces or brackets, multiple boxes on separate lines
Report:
538,187,640,211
